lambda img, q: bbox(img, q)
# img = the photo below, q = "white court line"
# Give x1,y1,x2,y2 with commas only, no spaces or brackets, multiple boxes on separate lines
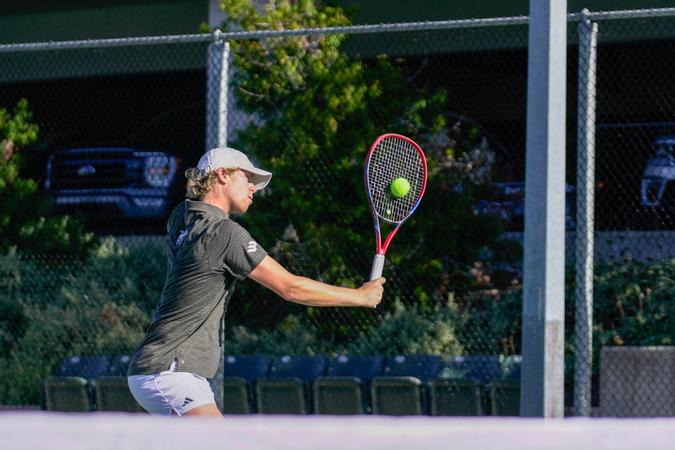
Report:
2,413,675,450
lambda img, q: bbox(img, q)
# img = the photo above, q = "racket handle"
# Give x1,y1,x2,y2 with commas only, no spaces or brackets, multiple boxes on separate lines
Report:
369,254,385,280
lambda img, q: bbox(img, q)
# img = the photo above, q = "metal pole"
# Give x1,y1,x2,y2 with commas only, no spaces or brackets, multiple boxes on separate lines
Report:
574,10,598,417
205,31,230,412
521,0,567,418
206,30,229,150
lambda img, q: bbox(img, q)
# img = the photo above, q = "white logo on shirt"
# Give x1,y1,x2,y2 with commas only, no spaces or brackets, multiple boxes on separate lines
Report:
176,229,188,247
246,241,258,253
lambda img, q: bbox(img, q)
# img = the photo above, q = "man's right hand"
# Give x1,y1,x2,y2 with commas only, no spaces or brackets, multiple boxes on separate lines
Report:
358,277,386,308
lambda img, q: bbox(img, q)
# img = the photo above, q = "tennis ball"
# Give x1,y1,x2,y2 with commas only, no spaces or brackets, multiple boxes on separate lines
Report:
390,177,411,198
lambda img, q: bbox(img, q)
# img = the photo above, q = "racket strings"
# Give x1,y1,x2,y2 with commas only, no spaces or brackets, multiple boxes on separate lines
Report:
367,137,426,223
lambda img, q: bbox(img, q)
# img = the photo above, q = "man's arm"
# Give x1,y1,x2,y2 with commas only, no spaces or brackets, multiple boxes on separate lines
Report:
248,255,385,308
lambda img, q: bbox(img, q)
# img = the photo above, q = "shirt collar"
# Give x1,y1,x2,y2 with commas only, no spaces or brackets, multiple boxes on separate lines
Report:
185,200,229,221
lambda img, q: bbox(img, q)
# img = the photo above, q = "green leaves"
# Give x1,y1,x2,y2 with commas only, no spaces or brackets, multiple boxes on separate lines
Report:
0,100,100,258
0,98,39,149
0,240,166,404
589,259,675,346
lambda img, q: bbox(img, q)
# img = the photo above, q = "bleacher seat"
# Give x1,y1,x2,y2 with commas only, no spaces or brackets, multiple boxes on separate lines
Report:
222,355,272,414
489,380,520,416
383,355,443,380
256,355,326,414
94,376,143,412
44,376,91,412
106,355,132,377
371,355,443,415
372,377,423,415
444,355,502,384
45,355,113,411
223,355,272,380
500,355,522,381
314,355,384,415
57,355,112,379
429,378,483,416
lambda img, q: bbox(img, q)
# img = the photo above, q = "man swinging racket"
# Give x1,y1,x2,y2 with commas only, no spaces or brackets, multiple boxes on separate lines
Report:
127,147,385,417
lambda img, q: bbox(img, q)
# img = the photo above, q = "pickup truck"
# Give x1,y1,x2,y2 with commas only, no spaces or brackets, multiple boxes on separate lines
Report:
641,135,675,210
45,147,181,232
472,181,576,231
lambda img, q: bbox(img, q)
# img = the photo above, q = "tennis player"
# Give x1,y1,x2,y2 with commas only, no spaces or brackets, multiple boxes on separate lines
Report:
127,147,386,417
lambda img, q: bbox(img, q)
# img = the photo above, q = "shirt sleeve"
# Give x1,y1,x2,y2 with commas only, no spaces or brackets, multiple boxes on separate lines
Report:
211,220,267,280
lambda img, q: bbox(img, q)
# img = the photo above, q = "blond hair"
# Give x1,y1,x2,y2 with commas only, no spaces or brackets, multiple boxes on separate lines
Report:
184,167,238,200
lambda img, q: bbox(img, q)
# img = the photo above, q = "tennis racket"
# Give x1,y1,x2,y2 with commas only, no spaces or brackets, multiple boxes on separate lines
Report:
364,133,428,280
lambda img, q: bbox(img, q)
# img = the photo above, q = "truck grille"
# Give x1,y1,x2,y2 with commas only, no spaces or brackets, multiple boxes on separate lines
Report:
49,149,142,189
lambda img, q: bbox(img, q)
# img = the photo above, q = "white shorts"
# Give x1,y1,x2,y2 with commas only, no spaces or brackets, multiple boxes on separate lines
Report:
127,371,216,416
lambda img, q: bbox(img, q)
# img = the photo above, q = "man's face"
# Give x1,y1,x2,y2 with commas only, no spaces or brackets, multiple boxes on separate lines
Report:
225,169,256,214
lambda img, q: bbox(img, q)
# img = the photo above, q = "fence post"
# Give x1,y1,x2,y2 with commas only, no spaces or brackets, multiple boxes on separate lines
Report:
521,0,567,418
574,9,598,417
206,30,229,151
205,30,230,412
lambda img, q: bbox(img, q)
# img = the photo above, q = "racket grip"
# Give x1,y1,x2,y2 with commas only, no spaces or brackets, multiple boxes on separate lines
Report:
369,254,385,280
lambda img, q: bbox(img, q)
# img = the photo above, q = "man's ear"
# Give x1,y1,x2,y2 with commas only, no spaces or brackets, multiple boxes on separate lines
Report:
216,168,230,185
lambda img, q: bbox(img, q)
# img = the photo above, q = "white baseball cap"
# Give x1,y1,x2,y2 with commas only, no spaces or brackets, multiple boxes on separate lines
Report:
197,147,272,190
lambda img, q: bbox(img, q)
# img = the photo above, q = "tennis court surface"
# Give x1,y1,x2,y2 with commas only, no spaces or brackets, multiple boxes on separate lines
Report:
3,412,674,450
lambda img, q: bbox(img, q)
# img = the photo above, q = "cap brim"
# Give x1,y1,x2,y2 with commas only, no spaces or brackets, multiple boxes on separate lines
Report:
248,168,272,190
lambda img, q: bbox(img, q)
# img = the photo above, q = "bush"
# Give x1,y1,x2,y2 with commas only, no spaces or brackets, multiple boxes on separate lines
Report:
591,258,674,346
564,258,675,393
0,99,99,258
2,229,671,406
344,298,465,356
225,297,469,357
0,239,165,405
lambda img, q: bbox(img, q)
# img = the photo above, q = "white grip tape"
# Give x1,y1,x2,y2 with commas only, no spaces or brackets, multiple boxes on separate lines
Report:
370,254,385,281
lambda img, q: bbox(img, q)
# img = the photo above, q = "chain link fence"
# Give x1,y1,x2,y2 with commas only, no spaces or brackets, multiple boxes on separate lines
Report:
0,6,672,416
573,9,675,417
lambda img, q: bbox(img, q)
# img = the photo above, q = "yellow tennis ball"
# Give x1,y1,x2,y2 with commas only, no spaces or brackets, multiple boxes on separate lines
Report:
390,177,411,198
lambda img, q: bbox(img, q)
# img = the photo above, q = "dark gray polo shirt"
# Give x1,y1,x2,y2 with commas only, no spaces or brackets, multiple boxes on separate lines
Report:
128,200,267,378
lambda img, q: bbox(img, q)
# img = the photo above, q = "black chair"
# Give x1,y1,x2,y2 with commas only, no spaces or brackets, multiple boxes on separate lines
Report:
500,355,522,381
489,380,520,416
44,376,91,412
94,355,143,412
46,355,113,411
222,354,272,414
95,376,143,412
372,355,443,415
489,355,521,415
382,355,444,380
256,355,326,414
314,355,384,415
429,378,483,416
106,355,132,377
57,355,112,379
444,355,502,385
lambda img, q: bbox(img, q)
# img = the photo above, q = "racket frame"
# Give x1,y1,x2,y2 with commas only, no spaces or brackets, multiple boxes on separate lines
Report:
364,133,427,279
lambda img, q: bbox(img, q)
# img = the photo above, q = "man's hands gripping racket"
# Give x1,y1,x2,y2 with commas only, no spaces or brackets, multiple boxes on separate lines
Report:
365,133,427,281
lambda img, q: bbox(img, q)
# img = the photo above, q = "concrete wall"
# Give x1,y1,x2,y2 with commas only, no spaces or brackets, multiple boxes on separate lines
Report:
600,346,675,417
505,231,674,263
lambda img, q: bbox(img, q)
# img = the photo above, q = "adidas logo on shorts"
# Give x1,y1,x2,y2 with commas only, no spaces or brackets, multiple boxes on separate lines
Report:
182,397,194,407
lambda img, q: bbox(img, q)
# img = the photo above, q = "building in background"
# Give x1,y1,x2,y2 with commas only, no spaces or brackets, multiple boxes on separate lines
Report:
2,1,675,43
1,1,673,233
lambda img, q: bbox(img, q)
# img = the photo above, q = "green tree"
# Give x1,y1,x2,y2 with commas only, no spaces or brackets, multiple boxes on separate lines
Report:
0,99,99,258
0,239,166,405
218,0,507,327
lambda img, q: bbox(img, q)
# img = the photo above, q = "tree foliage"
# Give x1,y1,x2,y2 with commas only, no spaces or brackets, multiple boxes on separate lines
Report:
0,99,99,258
218,0,508,326
0,240,165,405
